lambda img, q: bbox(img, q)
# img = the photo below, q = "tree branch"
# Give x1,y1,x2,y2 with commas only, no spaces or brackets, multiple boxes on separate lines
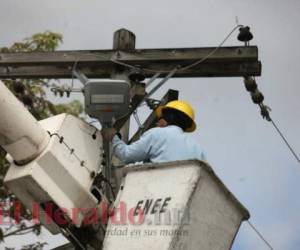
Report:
2,224,40,239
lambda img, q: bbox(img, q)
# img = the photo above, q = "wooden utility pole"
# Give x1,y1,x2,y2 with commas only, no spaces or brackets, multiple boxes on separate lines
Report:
107,29,145,202
111,29,141,142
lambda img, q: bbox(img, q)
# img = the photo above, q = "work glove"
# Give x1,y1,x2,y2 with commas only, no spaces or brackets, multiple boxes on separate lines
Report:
101,127,117,142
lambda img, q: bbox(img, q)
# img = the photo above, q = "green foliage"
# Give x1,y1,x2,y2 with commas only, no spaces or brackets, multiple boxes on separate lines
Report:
0,31,62,53
0,32,83,249
52,100,83,116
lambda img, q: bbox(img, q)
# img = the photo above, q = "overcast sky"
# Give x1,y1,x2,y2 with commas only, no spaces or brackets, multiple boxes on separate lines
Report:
1,0,300,249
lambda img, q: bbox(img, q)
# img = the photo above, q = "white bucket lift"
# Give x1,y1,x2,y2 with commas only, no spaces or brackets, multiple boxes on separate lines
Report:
103,160,249,250
4,114,104,234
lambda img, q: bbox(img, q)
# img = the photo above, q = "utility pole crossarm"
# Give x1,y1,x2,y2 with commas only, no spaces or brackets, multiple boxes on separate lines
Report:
0,46,261,78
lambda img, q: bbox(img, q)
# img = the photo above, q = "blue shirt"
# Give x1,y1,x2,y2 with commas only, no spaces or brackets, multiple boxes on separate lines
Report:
112,125,206,164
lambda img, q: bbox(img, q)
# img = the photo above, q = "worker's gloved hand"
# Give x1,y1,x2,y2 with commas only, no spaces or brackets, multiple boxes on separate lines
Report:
101,127,117,141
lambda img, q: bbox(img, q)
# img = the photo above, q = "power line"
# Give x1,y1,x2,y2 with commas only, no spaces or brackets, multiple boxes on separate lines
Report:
248,85,300,168
260,104,300,166
270,119,300,165
247,220,275,250
178,24,242,72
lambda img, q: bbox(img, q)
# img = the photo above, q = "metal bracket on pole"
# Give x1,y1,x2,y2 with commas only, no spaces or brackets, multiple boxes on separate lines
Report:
145,72,161,88
145,67,179,99
129,89,179,143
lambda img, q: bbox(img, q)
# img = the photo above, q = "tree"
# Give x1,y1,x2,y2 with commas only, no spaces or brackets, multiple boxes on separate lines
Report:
0,32,83,249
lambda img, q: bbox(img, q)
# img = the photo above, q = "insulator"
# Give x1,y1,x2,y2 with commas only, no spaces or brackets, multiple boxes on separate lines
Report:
244,77,257,92
58,89,64,97
238,26,253,42
128,69,145,82
251,89,264,104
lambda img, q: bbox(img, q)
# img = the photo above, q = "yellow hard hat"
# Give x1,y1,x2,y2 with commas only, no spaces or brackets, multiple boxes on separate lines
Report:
156,100,197,132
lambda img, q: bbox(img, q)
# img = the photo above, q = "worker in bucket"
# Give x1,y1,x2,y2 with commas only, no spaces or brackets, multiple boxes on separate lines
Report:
102,100,206,164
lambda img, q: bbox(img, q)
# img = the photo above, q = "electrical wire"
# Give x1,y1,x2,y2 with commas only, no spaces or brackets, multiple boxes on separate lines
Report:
247,220,275,250
50,56,84,96
178,24,242,72
110,55,137,70
270,118,300,165
257,102,300,166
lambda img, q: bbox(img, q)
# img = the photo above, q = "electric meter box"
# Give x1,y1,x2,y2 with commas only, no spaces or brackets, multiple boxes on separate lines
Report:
84,80,130,124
